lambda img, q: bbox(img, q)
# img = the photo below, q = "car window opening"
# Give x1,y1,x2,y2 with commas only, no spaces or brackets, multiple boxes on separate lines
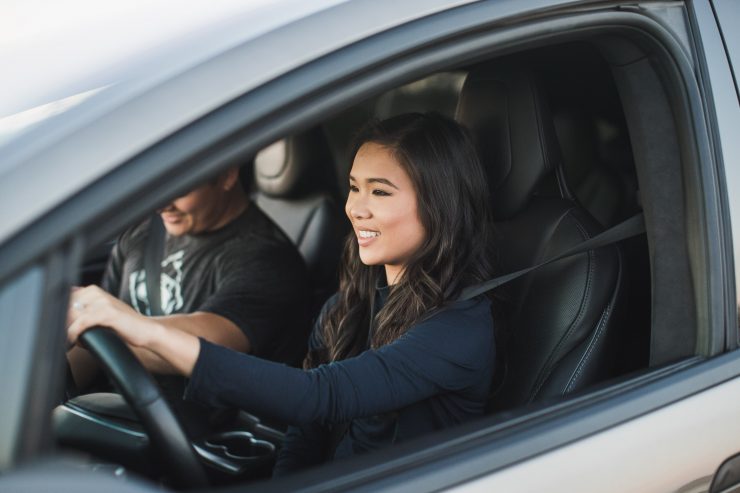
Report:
56,27,709,491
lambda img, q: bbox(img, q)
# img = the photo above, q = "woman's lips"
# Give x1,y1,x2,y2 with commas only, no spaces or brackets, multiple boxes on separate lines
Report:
356,229,380,247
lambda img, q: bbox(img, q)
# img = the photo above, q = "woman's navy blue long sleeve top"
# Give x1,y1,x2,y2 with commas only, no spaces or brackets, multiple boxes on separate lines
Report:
185,288,494,472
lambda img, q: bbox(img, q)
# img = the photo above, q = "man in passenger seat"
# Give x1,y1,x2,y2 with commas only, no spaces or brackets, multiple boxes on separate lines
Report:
67,166,310,436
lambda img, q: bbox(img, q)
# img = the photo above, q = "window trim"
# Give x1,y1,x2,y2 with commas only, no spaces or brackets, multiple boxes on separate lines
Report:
687,0,740,350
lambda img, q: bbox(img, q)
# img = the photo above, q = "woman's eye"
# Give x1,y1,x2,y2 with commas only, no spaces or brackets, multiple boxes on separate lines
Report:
372,189,391,197
349,185,359,192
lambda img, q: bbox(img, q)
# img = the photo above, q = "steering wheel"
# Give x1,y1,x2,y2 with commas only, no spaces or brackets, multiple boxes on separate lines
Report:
79,327,208,489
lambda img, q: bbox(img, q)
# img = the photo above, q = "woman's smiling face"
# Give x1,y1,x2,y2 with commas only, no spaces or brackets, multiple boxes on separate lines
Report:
345,142,426,284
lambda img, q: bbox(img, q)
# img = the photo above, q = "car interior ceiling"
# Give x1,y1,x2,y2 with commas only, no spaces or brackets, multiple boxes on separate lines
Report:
63,34,708,486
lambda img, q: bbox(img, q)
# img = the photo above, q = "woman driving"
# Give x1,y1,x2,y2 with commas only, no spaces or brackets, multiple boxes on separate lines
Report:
67,112,497,474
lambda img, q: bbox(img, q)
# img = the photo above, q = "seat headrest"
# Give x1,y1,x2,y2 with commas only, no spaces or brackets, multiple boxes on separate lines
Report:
255,126,337,199
456,64,560,220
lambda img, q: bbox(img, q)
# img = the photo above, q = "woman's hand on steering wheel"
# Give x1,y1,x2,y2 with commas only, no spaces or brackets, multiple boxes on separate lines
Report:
67,285,154,348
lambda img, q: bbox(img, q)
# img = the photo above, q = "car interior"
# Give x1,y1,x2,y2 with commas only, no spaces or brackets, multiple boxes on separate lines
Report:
54,30,703,490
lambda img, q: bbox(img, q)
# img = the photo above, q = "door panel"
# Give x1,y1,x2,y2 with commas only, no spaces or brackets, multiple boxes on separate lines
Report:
448,374,740,493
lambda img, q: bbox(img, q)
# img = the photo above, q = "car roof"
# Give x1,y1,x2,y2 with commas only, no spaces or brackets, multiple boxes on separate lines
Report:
2,1,344,118
0,0,483,248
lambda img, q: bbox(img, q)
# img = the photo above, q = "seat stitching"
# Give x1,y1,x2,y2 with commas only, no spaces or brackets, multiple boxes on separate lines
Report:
530,76,553,173
530,211,593,401
564,301,612,393
564,250,621,393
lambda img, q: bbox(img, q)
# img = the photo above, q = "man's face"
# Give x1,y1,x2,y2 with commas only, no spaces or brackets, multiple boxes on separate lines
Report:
159,182,226,236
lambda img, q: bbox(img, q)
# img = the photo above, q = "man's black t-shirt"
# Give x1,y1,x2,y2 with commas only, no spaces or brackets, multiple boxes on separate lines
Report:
101,202,311,431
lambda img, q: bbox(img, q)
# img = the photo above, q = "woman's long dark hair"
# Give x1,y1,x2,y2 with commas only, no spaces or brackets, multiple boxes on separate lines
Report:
305,112,496,367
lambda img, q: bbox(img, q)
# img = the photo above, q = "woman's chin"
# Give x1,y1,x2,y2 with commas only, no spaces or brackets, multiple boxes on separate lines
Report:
358,252,382,266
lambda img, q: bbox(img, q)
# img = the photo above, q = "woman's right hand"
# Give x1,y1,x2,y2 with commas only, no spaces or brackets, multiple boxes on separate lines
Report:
67,285,157,348
67,285,202,377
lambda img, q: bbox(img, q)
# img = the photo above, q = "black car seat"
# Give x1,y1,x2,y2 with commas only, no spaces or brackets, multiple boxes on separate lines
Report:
456,63,625,412
253,126,346,314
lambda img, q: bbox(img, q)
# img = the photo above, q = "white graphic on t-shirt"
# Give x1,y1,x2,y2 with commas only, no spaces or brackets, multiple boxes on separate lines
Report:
129,250,185,315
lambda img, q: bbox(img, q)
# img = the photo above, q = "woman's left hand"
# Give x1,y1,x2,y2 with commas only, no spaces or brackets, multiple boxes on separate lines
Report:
67,285,155,348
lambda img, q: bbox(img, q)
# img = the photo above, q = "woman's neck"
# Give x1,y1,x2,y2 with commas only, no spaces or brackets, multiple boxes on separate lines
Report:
384,265,404,285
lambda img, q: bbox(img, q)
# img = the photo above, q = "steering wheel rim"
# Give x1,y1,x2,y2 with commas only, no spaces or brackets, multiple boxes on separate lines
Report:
80,327,208,488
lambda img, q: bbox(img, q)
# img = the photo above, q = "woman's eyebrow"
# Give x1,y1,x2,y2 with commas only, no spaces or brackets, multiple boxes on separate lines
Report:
368,178,399,189
348,175,399,190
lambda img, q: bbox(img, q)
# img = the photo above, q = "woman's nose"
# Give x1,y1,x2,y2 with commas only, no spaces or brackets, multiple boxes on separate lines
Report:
347,196,371,219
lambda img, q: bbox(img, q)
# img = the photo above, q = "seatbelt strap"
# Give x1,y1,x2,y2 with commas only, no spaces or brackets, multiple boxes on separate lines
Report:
458,212,645,301
144,214,166,316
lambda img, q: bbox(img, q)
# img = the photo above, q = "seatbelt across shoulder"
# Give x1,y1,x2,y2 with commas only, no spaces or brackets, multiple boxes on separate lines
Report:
458,212,646,301
144,214,166,317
